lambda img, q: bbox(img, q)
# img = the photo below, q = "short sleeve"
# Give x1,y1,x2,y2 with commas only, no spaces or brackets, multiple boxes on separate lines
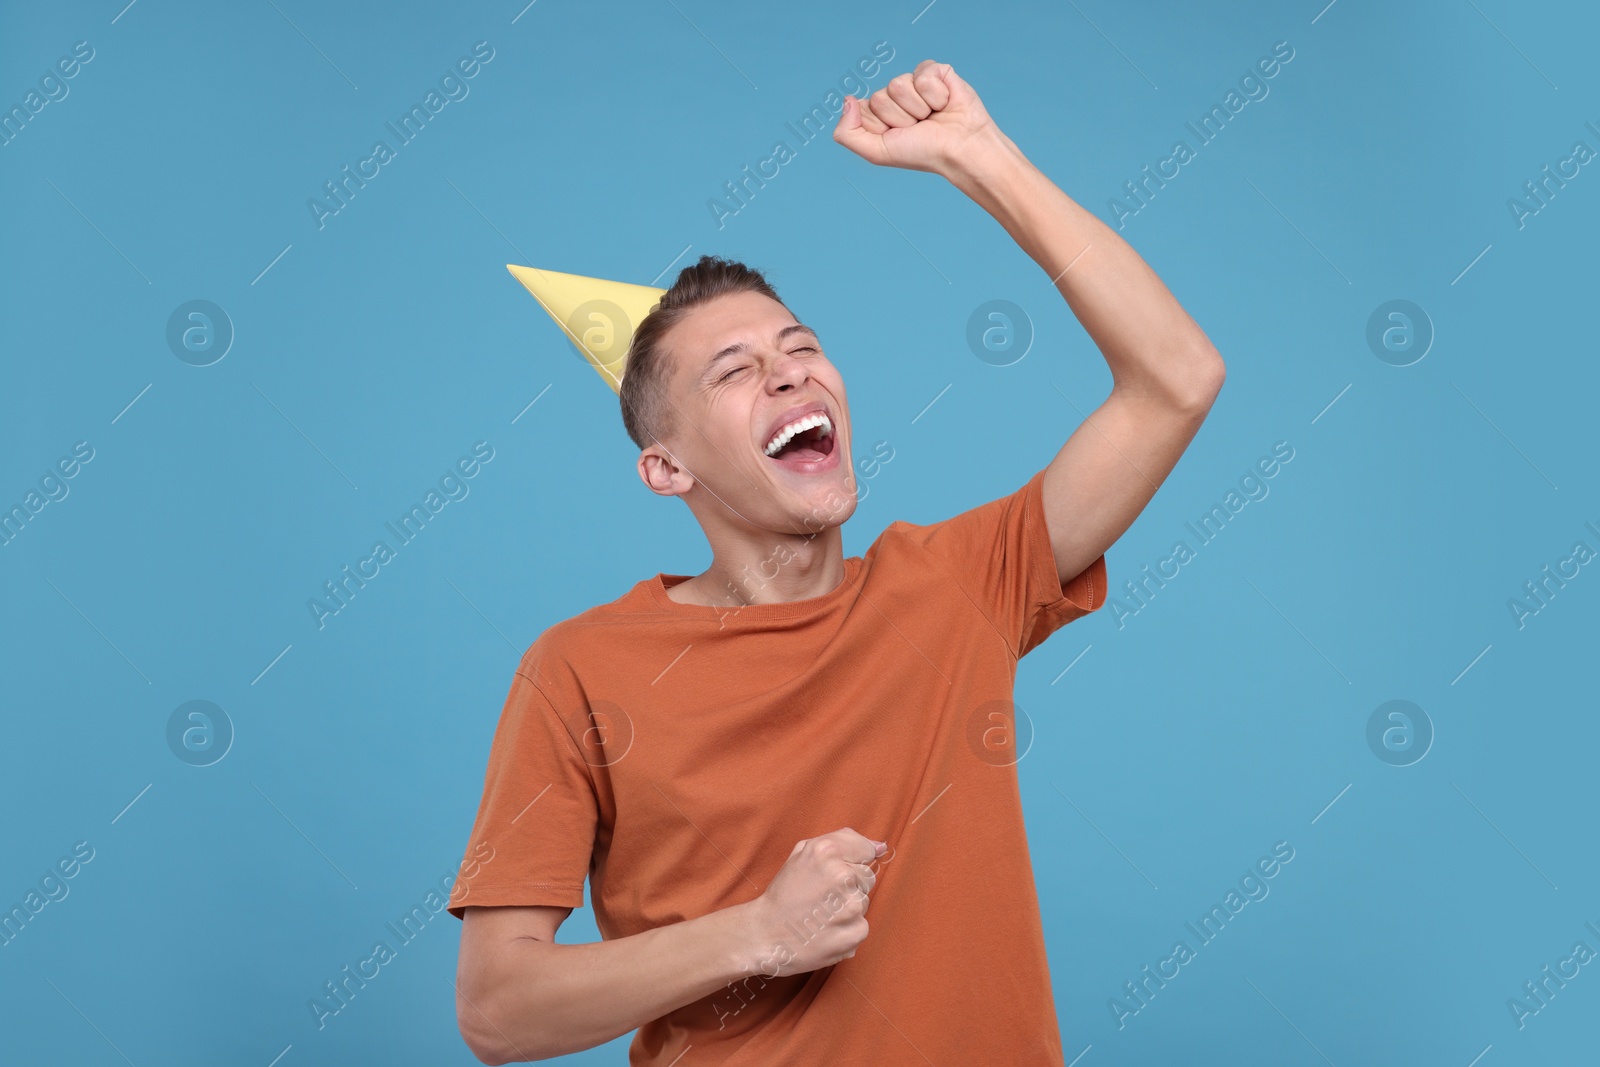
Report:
447,669,599,919
895,467,1107,658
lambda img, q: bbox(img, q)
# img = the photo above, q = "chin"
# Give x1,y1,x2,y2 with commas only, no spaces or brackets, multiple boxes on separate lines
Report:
789,475,858,536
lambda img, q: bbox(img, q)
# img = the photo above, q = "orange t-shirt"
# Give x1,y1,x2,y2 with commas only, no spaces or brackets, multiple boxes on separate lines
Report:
448,466,1107,1065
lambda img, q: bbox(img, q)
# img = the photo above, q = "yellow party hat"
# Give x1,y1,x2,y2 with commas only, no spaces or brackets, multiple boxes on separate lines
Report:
506,264,666,393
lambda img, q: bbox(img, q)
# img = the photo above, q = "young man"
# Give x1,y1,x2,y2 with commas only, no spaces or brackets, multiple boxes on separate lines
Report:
449,61,1224,1065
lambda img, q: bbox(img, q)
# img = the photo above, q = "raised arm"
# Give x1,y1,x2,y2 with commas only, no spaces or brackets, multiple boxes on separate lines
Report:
835,62,1225,584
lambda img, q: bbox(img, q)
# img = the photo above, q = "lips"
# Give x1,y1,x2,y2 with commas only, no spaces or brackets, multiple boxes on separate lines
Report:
768,431,838,474
760,399,841,476
762,400,832,454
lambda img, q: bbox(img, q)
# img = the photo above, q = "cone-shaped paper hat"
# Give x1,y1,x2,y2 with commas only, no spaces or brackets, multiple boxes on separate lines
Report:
506,264,666,393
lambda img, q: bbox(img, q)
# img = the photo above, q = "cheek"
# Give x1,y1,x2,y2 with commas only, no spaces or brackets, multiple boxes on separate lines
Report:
706,401,756,458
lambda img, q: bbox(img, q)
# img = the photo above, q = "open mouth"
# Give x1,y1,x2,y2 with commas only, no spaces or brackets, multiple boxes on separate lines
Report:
762,411,839,473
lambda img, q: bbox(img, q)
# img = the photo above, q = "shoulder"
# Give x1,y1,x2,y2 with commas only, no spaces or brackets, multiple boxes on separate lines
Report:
872,468,1044,551
510,574,667,691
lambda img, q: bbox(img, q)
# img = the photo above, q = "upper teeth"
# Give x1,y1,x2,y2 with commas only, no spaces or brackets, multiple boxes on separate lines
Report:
764,412,833,456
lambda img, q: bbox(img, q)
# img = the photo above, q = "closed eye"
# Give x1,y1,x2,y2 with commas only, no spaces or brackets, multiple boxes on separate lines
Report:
718,348,818,383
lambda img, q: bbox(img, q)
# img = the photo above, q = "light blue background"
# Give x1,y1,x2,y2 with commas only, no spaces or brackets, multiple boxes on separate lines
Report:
3,0,1596,1063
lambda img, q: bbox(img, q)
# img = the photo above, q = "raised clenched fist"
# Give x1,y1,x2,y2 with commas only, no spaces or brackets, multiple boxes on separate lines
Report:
832,59,1000,175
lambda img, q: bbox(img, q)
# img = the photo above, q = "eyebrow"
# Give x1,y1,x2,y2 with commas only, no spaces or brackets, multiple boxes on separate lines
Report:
699,324,820,385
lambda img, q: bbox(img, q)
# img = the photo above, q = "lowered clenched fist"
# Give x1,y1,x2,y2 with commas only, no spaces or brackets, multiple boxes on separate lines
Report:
742,827,887,978
832,59,1000,175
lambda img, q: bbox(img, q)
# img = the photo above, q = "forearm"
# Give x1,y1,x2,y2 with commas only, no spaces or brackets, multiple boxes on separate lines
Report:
946,127,1223,405
462,901,759,1063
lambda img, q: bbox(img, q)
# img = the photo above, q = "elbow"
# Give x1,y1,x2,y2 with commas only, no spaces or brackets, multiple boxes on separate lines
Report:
461,1030,559,1067
458,992,553,1065
456,981,501,1063
457,926,576,1064
461,1031,545,1066
1172,346,1225,414
467,1043,507,1067
459,1014,510,1066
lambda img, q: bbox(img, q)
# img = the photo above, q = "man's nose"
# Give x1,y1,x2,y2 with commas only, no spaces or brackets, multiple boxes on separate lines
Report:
767,353,808,391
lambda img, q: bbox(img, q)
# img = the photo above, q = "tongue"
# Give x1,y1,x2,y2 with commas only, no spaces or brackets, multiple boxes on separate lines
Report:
771,425,830,465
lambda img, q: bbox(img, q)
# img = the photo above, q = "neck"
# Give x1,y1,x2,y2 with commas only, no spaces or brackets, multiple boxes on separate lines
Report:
671,526,847,607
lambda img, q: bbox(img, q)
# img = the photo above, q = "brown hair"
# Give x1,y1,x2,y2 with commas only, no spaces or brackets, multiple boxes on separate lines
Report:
619,255,786,452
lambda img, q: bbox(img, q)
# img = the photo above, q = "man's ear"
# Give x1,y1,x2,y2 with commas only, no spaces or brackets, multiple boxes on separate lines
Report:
638,445,694,498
